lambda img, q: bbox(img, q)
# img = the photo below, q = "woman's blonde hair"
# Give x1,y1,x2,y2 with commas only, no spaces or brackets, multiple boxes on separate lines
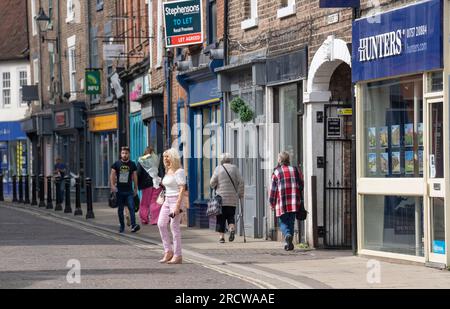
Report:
163,148,181,170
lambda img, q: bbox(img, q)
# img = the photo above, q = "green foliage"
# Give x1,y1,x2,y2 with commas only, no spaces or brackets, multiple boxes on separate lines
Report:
230,97,254,122
230,97,246,114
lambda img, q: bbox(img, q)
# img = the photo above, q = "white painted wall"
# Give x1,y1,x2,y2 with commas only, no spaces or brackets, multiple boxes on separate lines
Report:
0,60,30,121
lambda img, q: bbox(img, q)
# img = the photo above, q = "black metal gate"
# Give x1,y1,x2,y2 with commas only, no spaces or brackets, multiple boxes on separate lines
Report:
323,103,353,248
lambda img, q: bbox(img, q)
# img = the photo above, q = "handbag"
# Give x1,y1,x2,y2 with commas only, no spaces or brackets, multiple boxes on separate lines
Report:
206,191,223,217
156,189,165,205
294,167,308,221
108,192,117,208
133,195,140,213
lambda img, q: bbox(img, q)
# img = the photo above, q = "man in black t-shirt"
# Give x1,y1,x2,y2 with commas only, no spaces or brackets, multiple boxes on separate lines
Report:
110,146,140,233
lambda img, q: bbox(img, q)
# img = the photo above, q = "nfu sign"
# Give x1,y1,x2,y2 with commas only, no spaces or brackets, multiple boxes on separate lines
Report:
85,70,101,95
352,0,443,82
163,0,203,48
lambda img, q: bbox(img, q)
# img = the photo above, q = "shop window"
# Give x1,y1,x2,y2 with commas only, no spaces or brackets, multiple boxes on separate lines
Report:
363,195,424,257
362,76,423,178
95,132,118,187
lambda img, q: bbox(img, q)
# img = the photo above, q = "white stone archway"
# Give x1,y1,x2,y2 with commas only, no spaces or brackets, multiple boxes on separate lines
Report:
303,35,352,248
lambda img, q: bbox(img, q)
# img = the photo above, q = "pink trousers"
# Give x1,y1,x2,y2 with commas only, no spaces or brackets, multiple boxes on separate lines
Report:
157,196,182,257
139,187,162,225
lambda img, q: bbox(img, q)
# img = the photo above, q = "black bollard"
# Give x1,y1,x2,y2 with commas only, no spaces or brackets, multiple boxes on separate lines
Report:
64,176,72,213
54,176,63,211
38,174,46,207
31,175,37,206
12,175,18,202
85,178,95,219
74,177,82,216
24,175,30,204
46,176,53,209
0,173,4,202
18,175,24,203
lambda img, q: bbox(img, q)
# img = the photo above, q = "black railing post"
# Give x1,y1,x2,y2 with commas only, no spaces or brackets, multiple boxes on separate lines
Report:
12,175,18,202
46,176,53,209
38,175,46,207
74,176,82,216
18,175,24,203
31,175,37,206
24,175,30,204
54,176,63,211
0,173,4,202
64,176,72,213
85,178,95,219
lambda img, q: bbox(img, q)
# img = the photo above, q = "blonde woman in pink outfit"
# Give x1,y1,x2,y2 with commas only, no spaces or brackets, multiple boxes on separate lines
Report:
158,148,186,264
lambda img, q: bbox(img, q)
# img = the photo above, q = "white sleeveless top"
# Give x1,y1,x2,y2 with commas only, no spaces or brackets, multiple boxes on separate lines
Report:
162,169,186,197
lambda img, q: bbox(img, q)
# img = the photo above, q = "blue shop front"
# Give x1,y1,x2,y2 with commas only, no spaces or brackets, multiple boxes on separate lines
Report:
177,60,224,228
0,121,28,196
353,0,449,265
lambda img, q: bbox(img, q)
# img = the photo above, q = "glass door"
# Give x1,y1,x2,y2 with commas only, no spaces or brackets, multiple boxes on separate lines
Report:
427,99,446,263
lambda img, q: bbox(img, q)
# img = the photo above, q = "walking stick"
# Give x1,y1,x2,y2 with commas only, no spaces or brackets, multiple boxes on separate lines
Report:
236,198,246,243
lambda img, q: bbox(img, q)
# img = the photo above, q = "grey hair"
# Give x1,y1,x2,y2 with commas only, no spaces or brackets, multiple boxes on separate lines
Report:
278,151,290,165
220,153,233,164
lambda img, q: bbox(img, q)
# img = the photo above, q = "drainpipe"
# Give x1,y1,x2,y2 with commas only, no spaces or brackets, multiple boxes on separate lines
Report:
57,0,62,103
85,0,92,185
351,7,361,256
165,56,172,148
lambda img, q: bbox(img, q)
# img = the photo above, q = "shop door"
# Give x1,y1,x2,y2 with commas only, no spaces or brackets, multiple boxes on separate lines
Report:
323,103,353,248
427,99,446,264
227,122,258,238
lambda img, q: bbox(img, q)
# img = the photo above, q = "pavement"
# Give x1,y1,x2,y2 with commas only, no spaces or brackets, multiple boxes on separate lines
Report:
2,199,450,289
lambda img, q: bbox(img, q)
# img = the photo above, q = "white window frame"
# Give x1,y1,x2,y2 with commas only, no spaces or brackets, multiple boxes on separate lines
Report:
2,72,11,107
31,0,37,36
66,0,75,23
67,36,77,100
18,69,28,106
277,0,296,19
241,0,258,30
156,0,163,68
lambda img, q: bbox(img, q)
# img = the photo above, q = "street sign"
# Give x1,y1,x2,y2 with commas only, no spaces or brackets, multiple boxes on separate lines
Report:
319,0,360,8
103,44,125,60
85,70,101,95
163,0,203,48
337,108,353,116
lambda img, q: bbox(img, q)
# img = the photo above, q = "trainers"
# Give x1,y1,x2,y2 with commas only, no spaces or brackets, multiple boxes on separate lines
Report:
229,230,235,242
219,238,225,243
284,235,294,251
131,224,141,233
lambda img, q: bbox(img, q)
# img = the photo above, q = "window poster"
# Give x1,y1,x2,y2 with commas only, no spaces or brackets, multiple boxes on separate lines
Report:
391,125,400,147
368,127,376,149
368,153,377,174
405,151,414,174
379,127,388,148
404,124,414,147
418,150,424,174
380,152,389,175
392,152,401,174
418,123,424,146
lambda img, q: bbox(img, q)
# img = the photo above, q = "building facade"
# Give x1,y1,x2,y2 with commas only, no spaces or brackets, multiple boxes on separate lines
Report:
0,0,30,197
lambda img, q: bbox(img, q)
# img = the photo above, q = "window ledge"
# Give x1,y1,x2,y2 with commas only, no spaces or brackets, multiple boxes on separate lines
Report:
96,3,104,11
241,18,258,31
106,96,114,103
277,4,296,19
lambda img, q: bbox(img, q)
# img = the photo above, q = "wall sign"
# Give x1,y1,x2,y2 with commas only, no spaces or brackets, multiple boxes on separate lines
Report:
320,0,360,8
55,111,68,128
352,0,443,82
89,114,118,132
327,117,342,138
163,0,203,48
85,70,101,95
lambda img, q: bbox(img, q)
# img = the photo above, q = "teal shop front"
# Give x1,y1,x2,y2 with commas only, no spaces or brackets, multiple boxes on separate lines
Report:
177,60,224,228
129,112,148,168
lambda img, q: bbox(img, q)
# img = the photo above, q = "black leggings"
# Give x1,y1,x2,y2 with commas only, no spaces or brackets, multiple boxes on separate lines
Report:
216,206,236,233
